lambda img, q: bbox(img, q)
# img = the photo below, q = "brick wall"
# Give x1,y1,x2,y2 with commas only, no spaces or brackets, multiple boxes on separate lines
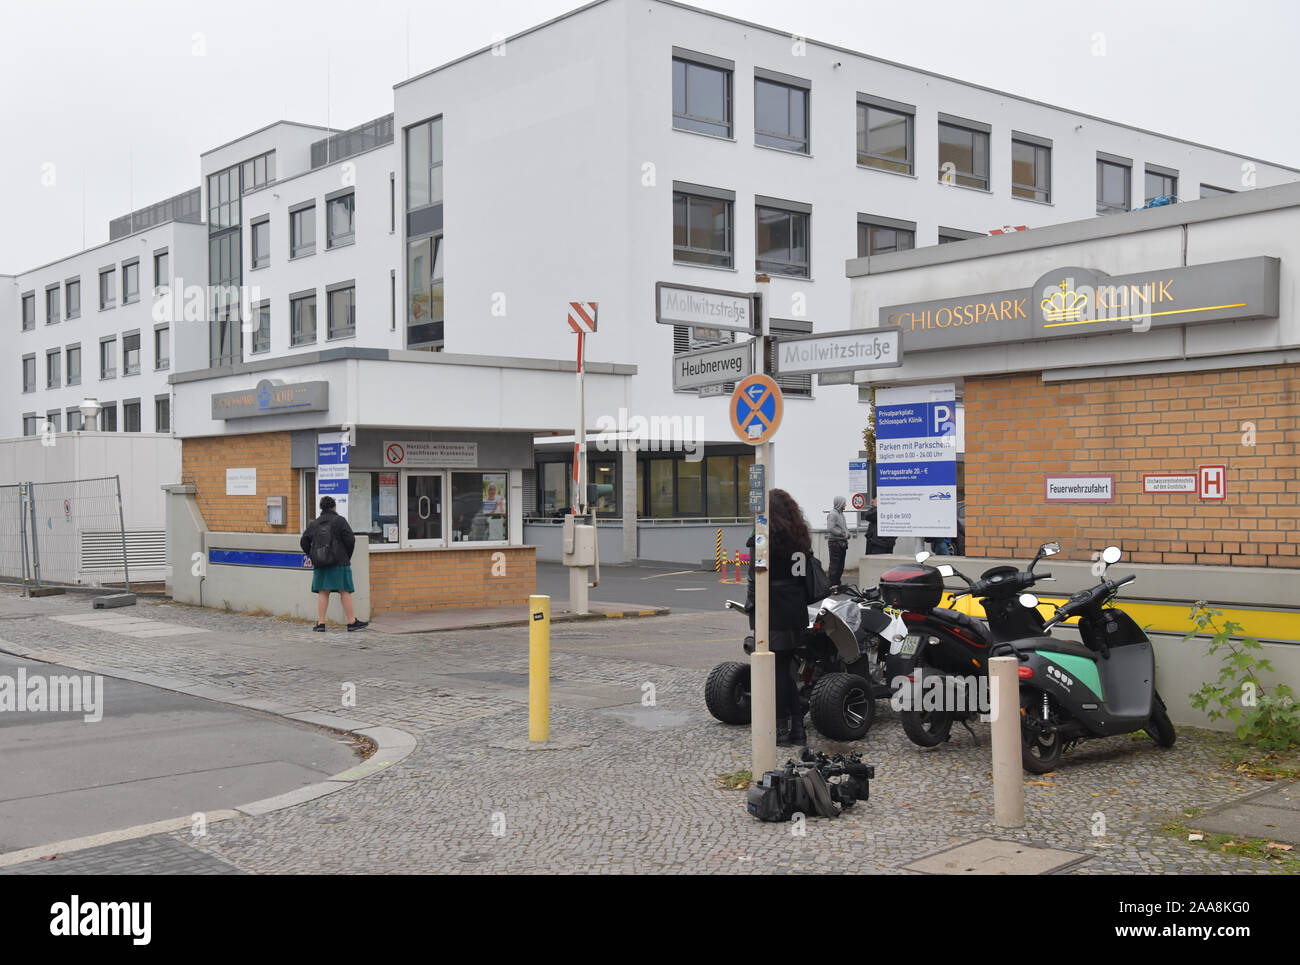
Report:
964,364,1300,568
369,546,536,612
181,432,299,533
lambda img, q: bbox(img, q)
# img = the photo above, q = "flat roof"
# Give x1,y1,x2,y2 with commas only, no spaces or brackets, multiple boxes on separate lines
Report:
846,180,1300,278
395,0,1299,174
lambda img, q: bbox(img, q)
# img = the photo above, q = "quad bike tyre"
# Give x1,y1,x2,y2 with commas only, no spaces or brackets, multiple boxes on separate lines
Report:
705,661,751,724
809,672,874,741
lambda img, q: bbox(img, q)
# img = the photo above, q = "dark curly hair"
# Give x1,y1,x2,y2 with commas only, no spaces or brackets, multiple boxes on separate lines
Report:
769,488,811,557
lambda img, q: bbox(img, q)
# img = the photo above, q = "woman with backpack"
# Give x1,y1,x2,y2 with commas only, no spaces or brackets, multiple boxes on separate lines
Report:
300,496,367,632
745,488,818,747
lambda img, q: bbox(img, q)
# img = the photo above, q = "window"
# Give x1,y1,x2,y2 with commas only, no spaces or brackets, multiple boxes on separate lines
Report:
938,227,983,245
347,471,399,545
154,326,169,370
857,216,916,257
46,286,61,324
1096,154,1132,214
122,261,139,304
327,192,355,248
1145,166,1178,203
66,278,80,319
672,51,733,138
252,301,271,354
677,459,702,515
856,96,914,174
99,268,116,309
769,323,812,398
46,350,60,389
123,331,141,375
407,235,444,348
22,354,36,393
290,292,317,346
123,400,141,433
1201,184,1234,199
405,117,443,211
755,200,810,278
754,73,809,153
66,345,81,386
207,164,241,229
100,337,117,379
45,411,61,433
451,472,509,542
21,292,35,330
100,402,117,432
1011,134,1052,203
540,462,569,516
938,117,991,190
328,283,355,339
154,396,170,433
22,414,38,436
153,249,169,288
240,151,275,194
673,185,734,268
251,218,270,268
67,409,84,431
208,219,241,368
290,204,316,258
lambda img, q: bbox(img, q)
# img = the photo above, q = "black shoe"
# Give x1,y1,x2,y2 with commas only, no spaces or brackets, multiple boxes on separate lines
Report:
313,623,326,632
347,620,368,632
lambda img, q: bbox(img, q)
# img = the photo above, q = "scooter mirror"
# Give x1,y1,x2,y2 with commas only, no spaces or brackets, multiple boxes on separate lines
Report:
1019,592,1039,609
938,564,955,577
1102,545,1122,565
915,552,931,564
1041,541,1061,557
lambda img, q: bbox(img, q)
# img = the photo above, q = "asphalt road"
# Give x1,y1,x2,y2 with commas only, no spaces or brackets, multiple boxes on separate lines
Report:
0,652,361,853
536,560,749,614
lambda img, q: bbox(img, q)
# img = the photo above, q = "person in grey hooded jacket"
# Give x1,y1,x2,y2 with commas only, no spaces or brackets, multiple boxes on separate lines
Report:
826,495,849,588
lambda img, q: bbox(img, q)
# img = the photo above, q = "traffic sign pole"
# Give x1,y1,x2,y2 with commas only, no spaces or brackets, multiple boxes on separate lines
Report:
750,275,776,779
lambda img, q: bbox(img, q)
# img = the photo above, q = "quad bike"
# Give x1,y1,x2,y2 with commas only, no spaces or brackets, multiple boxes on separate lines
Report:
705,584,904,741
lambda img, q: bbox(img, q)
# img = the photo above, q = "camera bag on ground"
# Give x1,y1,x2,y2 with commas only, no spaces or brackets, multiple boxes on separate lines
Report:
746,751,875,822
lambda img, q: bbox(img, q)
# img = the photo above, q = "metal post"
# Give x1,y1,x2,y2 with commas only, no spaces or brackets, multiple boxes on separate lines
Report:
990,655,1026,827
529,594,551,741
750,275,776,779
115,474,131,592
18,483,31,596
27,482,42,589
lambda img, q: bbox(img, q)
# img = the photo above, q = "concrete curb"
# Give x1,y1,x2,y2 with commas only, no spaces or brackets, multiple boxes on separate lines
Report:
0,642,418,866
375,604,670,634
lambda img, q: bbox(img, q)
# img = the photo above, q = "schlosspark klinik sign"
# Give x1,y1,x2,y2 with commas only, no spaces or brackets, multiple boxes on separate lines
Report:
316,431,350,521
874,383,958,538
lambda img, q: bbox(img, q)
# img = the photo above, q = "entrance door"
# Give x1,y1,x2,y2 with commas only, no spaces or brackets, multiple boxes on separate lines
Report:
406,473,443,544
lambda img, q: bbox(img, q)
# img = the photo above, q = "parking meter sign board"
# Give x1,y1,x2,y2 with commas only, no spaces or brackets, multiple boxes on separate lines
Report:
874,383,957,539
748,464,766,513
729,375,783,445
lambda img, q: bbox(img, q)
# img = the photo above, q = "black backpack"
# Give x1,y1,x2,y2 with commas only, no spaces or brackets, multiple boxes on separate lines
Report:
805,553,831,602
309,518,338,568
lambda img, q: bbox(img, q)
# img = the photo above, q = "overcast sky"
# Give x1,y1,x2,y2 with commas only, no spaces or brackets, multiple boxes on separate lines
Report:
2,0,1296,271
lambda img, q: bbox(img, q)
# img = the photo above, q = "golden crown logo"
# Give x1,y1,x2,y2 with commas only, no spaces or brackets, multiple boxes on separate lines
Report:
1041,281,1088,321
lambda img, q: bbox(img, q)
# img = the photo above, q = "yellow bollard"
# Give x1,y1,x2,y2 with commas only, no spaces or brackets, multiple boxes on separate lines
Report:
529,594,550,742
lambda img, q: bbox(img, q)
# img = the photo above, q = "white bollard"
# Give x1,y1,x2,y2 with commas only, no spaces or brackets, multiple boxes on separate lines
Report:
989,655,1025,828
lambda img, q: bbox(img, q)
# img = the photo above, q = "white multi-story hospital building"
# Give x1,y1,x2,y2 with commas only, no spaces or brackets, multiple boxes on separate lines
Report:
5,0,1296,615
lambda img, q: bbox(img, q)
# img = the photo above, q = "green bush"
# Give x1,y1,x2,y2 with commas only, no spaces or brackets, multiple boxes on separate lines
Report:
1186,602,1300,751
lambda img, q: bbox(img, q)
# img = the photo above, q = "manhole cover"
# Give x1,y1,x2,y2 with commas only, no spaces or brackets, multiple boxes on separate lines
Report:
904,838,1089,875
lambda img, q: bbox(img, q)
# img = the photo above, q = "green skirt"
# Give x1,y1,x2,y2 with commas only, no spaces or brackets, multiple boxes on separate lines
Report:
311,564,355,593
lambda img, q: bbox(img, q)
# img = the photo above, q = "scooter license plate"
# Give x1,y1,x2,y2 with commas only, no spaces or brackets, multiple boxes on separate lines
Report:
900,634,920,656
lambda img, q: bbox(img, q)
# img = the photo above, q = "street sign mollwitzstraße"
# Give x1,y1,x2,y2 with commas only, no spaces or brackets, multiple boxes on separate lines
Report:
772,327,903,376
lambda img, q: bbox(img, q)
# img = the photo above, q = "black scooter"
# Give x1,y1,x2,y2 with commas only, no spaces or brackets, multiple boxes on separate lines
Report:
884,542,1061,748
998,546,1176,772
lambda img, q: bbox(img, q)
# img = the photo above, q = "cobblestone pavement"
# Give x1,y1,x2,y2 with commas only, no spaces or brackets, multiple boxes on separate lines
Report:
0,587,1283,874
0,835,242,875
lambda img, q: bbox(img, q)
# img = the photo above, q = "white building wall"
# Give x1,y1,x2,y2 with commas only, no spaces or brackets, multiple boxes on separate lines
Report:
10,220,206,439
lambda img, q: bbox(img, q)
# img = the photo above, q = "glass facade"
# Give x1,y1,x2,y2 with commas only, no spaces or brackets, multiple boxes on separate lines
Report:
406,235,443,348
405,116,444,350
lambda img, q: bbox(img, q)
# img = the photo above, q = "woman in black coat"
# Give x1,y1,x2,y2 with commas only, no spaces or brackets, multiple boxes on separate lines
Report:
746,488,815,745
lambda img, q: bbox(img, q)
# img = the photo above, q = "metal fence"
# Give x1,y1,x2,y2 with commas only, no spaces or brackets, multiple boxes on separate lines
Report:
0,476,138,591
